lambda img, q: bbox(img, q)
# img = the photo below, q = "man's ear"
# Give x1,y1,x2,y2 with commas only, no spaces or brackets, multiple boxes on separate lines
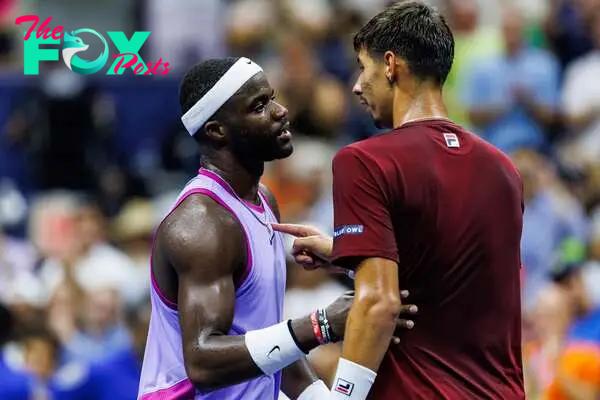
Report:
203,120,226,143
383,51,409,84
384,51,396,83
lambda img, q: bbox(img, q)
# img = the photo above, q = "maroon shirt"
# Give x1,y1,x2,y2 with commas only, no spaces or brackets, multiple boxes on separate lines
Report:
331,120,525,399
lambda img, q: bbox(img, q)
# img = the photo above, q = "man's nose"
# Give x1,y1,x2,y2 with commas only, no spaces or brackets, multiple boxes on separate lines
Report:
272,100,288,120
352,76,362,96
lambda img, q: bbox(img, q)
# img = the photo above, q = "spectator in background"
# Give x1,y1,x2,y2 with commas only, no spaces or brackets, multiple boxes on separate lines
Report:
111,198,154,306
560,9,600,168
443,0,503,128
545,0,596,69
64,277,133,366
514,150,588,312
4,271,47,340
46,283,141,398
146,0,226,72
33,192,141,308
465,8,560,154
0,222,38,305
0,303,31,400
545,261,600,399
523,284,573,398
275,34,346,140
591,210,600,261
262,138,336,222
1,325,89,399
1,324,133,400
225,0,273,59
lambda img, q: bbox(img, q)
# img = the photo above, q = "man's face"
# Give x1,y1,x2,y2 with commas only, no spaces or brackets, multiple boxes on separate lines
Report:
501,10,524,53
352,49,394,129
220,72,293,162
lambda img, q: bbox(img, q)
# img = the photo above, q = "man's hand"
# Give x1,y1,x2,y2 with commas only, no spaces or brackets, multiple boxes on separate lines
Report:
271,223,335,271
325,290,417,344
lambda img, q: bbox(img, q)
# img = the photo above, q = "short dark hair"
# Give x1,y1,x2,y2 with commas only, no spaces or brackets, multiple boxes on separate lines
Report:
178,57,240,137
353,1,454,85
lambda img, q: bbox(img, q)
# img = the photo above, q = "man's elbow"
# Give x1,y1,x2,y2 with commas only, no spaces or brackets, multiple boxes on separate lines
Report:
185,351,223,390
187,365,217,390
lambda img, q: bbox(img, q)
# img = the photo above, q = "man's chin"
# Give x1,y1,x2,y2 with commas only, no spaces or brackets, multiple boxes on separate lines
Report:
265,142,294,162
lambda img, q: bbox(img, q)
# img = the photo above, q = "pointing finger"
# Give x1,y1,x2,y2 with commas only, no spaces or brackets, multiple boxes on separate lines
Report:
271,223,319,237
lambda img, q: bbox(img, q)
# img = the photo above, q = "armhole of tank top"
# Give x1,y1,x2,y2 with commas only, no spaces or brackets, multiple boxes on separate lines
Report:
150,188,254,310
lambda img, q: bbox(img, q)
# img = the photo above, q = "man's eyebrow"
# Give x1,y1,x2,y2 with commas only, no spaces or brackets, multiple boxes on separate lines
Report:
246,88,272,106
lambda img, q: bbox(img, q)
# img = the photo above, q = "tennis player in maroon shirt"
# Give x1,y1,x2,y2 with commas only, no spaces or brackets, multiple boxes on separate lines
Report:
274,1,525,399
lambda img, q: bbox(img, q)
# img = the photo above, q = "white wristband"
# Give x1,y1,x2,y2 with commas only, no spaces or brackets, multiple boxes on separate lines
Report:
330,358,377,399
297,380,330,400
244,320,305,376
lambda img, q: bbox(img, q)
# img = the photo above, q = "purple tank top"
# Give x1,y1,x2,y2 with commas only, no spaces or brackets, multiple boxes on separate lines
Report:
138,169,287,400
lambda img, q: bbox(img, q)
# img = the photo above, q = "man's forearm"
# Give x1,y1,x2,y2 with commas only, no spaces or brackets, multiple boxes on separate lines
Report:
188,318,322,390
329,259,401,399
326,298,398,400
340,296,399,371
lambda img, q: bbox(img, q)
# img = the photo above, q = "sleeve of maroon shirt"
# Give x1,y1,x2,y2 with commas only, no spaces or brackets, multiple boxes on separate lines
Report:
331,145,399,269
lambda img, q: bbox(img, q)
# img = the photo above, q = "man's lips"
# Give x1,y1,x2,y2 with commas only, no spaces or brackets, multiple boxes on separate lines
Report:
278,122,291,139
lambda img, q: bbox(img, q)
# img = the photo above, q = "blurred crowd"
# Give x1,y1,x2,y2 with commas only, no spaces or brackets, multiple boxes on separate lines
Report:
0,0,599,398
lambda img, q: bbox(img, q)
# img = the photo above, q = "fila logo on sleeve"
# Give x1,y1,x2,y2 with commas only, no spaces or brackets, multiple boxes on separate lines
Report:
443,133,460,148
334,378,355,396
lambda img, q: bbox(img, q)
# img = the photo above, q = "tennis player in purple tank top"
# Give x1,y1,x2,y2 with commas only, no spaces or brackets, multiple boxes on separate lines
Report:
137,58,416,400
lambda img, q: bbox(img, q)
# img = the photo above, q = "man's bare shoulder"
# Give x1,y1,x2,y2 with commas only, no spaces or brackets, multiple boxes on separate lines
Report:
158,194,244,274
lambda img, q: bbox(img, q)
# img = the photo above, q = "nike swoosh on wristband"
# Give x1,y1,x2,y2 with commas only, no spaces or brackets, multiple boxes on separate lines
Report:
267,346,281,358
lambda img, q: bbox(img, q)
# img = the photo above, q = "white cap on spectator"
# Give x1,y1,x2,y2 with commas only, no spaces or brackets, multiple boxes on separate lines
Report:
4,272,49,308
75,244,139,300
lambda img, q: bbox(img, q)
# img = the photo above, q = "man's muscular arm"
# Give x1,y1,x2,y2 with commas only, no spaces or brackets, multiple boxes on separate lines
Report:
329,147,402,399
160,195,324,391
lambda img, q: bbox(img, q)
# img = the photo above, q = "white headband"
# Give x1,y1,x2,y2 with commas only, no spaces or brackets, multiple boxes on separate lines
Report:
181,57,263,136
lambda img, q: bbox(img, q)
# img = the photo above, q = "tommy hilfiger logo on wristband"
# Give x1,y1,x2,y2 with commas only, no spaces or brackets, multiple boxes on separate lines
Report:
334,378,354,396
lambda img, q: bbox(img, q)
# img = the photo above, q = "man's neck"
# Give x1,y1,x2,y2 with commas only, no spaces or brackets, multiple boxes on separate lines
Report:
201,152,264,203
392,85,448,129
